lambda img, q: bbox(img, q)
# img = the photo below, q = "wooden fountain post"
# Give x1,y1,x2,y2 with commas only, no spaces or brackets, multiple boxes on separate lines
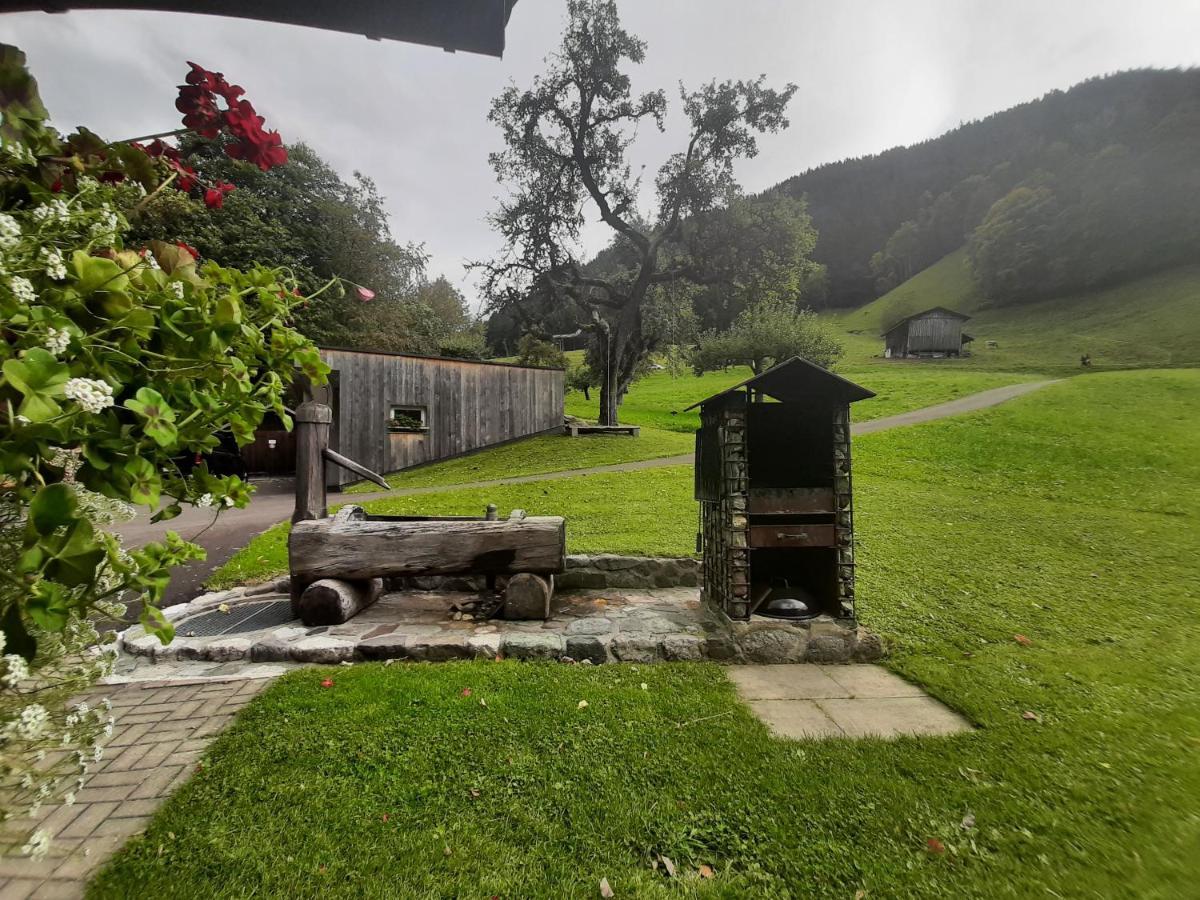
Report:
293,400,332,524
290,400,388,623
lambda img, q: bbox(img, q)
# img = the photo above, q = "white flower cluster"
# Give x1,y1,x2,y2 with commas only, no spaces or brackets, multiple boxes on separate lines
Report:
63,377,115,414
2,141,35,165
89,204,119,239
143,251,160,270
41,246,67,281
2,654,28,688
31,198,69,224
20,828,50,861
43,326,71,356
9,275,35,305
169,281,185,299
196,493,214,508
13,704,48,740
0,212,19,250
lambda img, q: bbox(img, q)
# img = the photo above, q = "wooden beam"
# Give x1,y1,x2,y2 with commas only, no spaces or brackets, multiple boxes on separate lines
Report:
289,515,566,582
323,448,389,490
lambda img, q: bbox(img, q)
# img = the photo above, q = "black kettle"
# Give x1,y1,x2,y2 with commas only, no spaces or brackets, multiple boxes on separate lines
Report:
756,578,817,621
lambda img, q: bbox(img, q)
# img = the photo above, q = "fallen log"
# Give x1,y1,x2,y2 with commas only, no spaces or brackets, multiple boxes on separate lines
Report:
298,577,383,626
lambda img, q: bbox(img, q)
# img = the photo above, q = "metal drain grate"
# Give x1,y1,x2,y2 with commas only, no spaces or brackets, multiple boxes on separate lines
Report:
175,600,296,637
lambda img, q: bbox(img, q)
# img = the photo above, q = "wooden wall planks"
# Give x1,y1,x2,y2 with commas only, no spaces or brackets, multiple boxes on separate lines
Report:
319,349,564,487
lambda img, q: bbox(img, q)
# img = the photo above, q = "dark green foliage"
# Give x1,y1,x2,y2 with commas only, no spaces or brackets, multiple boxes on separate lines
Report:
127,142,477,354
515,335,567,369
775,69,1200,307
691,298,843,375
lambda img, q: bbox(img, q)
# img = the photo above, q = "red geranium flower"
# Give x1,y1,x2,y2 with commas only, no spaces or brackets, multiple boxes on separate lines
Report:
176,241,200,260
321,678,335,688
203,181,236,209
176,85,223,139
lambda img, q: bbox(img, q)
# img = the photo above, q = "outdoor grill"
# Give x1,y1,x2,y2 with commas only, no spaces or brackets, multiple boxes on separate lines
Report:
691,357,874,622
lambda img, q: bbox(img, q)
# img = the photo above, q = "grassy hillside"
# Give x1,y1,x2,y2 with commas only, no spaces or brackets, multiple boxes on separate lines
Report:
837,249,1200,372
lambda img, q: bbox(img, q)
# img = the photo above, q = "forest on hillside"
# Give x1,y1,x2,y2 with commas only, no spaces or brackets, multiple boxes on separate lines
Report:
773,68,1200,308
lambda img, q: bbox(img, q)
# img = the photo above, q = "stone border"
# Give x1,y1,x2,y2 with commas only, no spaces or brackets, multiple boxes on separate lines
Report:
120,586,883,667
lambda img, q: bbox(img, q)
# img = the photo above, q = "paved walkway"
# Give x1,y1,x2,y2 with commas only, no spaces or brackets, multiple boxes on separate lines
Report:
0,678,268,899
728,664,971,739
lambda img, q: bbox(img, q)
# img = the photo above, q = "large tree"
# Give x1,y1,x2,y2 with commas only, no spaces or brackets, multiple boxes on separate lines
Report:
477,0,800,425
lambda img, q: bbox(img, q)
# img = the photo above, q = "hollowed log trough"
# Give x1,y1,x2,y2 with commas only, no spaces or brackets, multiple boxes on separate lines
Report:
288,505,566,626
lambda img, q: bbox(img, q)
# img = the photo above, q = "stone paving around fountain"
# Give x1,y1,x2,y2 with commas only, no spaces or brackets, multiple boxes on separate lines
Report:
115,584,885,680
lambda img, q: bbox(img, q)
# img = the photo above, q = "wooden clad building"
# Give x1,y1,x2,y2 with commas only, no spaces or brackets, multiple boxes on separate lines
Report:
245,348,564,486
882,307,973,358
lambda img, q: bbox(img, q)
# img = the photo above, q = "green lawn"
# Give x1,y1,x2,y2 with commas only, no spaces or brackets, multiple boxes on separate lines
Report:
565,363,1031,433
344,426,693,493
100,370,1200,897
837,248,1200,372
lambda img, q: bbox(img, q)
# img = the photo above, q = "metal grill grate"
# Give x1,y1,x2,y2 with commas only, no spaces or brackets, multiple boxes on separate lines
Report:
175,600,297,637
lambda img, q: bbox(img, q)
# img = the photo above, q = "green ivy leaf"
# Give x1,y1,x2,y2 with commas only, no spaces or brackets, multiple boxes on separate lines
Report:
29,482,76,535
2,348,69,421
27,580,70,631
42,518,105,588
140,603,175,646
124,386,178,448
69,250,129,296
215,293,243,326
124,456,162,507
294,346,330,383
150,502,182,524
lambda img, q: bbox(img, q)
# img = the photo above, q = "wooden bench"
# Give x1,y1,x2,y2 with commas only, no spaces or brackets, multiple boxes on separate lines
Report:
565,423,640,437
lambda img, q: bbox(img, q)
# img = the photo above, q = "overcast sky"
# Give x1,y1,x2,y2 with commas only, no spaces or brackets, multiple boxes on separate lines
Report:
6,0,1200,310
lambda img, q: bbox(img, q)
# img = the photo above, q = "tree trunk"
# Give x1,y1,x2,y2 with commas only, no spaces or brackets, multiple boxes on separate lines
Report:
596,311,646,426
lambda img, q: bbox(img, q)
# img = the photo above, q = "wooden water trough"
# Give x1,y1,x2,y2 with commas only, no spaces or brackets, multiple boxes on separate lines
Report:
287,401,566,626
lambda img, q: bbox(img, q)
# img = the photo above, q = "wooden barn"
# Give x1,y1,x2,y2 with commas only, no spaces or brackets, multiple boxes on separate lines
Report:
882,307,973,358
244,348,564,486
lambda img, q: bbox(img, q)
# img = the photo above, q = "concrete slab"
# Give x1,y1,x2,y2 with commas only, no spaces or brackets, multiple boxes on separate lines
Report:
727,664,848,700
747,700,844,740
818,665,928,698
816,697,971,738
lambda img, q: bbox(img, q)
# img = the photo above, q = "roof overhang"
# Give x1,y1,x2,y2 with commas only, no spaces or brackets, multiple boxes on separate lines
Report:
685,356,875,411
0,0,520,56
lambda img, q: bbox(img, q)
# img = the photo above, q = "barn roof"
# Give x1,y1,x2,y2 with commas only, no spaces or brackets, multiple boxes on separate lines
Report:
684,356,875,411
881,306,972,337
0,0,520,56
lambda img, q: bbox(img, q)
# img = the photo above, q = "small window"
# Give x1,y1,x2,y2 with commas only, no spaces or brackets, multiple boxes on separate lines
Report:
387,406,427,433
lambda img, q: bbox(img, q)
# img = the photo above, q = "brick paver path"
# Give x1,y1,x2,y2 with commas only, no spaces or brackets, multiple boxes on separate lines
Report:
0,677,269,899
